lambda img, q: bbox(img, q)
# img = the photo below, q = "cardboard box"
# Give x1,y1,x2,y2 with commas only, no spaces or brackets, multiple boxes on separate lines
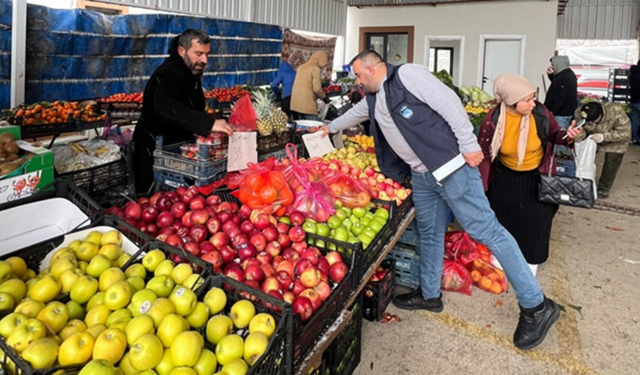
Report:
0,166,54,204
0,124,21,140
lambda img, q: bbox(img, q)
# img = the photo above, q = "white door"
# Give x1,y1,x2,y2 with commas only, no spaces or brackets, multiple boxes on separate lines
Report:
482,39,522,91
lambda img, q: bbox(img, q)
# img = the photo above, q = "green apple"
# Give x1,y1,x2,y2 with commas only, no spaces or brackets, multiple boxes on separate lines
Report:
244,332,269,366
342,207,352,217
169,286,197,316
79,359,116,375
326,216,342,230
340,218,353,231
50,256,78,278
28,275,62,303
248,313,276,338
57,332,96,366
333,227,349,242
66,300,86,320
99,267,126,291
99,244,123,262
316,223,330,237
7,318,46,353
128,276,146,292
230,300,255,329
105,308,132,327
104,280,135,310
147,275,176,298
278,216,291,225
67,239,83,251
363,227,377,239
214,334,244,366
84,231,103,246
75,242,100,262
368,219,384,233
22,337,58,369
145,298,176,328
335,208,347,221
154,260,175,277
125,263,147,279
220,358,248,375
71,276,99,304
129,333,164,371
374,207,390,220
185,302,210,329
0,292,14,311
87,291,106,311
351,222,364,236
194,348,217,375
302,221,317,234
170,368,195,375
357,233,373,248
85,304,111,327
170,331,203,367
0,278,26,304
205,315,233,345
86,254,112,278
143,250,167,272
203,287,227,315
93,327,127,364
117,253,132,268
59,319,87,341
183,274,204,291
119,352,139,375
157,313,189,348
37,301,69,333
155,349,174,375
0,312,27,338
359,216,372,228
59,268,82,294
125,315,156,346
101,230,123,246
364,212,375,221
315,239,325,248
170,264,193,285
131,289,158,317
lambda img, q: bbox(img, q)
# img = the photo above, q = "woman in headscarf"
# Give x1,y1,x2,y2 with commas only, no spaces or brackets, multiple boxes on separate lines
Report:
290,51,330,120
478,74,582,276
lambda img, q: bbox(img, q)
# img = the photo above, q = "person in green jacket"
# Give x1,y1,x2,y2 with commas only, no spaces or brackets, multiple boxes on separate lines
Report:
574,102,631,198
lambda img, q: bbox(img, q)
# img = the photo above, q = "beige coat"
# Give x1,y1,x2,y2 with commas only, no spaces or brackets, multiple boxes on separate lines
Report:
290,51,328,115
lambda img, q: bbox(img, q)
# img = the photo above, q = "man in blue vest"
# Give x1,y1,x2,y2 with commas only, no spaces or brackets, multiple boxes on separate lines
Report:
318,50,559,350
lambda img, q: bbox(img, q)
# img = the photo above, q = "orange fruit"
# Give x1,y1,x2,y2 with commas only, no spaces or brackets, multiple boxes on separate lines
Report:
472,259,484,269
487,272,501,282
470,270,482,283
490,282,503,294
479,276,493,290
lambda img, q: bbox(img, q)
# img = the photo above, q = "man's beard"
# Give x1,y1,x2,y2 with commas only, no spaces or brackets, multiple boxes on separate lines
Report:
184,56,206,77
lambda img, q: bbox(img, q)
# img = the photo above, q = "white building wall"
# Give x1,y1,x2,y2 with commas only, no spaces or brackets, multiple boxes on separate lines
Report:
345,1,558,96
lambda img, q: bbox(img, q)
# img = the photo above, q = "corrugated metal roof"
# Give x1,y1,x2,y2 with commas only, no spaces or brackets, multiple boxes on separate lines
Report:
557,0,639,40
347,0,534,5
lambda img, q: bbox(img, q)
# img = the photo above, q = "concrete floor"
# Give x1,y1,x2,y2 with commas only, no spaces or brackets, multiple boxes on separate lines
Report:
354,144,640,375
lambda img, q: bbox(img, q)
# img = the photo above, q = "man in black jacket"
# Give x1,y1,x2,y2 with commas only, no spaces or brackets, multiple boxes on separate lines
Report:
544,55,577,130
629,60,640,143
132,29,234,193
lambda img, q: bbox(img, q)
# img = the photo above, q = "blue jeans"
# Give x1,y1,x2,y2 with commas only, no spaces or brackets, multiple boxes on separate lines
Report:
411,165,544,308
629,103,640,142
555,115,573,130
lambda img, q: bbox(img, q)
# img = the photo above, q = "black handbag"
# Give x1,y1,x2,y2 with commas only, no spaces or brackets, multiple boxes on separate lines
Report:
538,147,594,208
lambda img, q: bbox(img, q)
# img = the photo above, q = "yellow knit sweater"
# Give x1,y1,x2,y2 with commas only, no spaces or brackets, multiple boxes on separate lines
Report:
498,111,543,171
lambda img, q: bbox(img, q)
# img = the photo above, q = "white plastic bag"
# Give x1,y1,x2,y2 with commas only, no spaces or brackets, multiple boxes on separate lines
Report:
574,137,598,200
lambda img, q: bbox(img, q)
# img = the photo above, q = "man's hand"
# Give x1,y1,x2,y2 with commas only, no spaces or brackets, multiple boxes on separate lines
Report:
212,119,234,136
317,125,331,138
546,66,554,75
463,150,484,167
565,120,584,139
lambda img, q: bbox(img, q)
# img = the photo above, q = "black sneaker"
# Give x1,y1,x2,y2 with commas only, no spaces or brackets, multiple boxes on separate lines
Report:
598,189,609,199
392,288,443,312
513,297,561,350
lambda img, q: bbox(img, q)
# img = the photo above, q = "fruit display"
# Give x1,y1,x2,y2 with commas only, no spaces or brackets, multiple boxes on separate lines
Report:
100,92,143,104
0,226,282,375
3,100,106,126
344,134,375,153
205,86,250,103
323,146,378,172
252,90,288,136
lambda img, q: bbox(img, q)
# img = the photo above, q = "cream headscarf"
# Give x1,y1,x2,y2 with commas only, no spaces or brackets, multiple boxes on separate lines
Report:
490,74,537,168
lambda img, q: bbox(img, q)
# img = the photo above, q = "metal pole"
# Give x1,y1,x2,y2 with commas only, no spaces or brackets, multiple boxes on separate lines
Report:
10,0,27,107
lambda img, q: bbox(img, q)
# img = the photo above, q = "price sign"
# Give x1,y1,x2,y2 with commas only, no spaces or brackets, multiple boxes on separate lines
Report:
332,131,344,149
227,132,257,172
302,132,335,158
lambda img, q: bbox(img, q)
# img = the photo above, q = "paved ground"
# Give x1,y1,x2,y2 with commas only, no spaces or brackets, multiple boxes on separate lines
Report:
354,144,640,375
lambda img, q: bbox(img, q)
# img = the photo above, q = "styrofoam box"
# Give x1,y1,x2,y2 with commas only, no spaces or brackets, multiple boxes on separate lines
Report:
38,225,139,271
0,198,91,254
295,120,324,129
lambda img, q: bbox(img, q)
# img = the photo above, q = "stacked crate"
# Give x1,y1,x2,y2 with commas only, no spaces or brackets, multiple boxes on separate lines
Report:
608,68,631,103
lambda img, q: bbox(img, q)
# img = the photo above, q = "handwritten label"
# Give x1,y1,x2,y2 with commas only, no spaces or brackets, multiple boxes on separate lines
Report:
227,132,257,172
332,131,344,149
302,132,335,158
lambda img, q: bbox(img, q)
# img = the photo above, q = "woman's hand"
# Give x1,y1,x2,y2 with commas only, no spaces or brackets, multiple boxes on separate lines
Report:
212,119,234,136
565,120,583,139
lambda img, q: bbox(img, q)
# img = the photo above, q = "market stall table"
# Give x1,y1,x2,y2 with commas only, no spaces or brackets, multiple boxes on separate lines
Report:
295,207,416,374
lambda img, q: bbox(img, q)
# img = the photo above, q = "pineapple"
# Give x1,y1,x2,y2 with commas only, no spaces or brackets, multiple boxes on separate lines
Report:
252,89,289,136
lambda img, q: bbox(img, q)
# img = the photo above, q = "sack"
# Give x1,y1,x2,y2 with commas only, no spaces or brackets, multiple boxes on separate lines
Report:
574,138,599,200
441,260,473,296
467,258,508,295
322,170,371,208
444,231,480,266
538,146,594,208
228,94,257,130
234,160,293,216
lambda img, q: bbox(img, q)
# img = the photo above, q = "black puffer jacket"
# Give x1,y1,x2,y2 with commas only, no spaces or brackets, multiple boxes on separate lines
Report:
132,36,214,192
544,68,577,117
629,64,640,104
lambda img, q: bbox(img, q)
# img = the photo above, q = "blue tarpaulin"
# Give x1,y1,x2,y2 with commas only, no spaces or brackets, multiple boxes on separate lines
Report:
0,0,282,107
0,0,11,110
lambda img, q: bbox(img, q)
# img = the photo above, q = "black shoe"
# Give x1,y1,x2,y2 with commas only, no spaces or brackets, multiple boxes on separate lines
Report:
598,189,609,199
392,288,443,312
513,297,560,350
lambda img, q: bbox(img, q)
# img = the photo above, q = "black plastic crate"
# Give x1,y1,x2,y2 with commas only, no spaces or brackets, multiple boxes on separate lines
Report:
386,243,420,289
324,293,363,375
363,259,396,322
0,179,102,220
398,218,419,246
372,195,414,232
208,275,293,375
153,135,227,185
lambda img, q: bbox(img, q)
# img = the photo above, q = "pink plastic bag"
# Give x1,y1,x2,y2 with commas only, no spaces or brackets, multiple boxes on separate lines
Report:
322,170,371,208
228,94,257,130
441,259,473,296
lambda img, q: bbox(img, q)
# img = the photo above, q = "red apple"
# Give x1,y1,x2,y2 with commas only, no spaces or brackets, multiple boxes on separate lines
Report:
187,186,199,196
181,211,193,228
183,241,200,257
276,222,290,234
275,271,293,291
314,281,331,302
283,291,295,304
252,214,271,231
292,297,314,321
189,195,206,210
221,220,238,234
218,211,232,224
277,233,291,248
317,257,330,275
261,277,282,294
209,231,229,249
237,243,257,261
294,259,313,276
229,202,239,213
189,209,209,226
262,225,279,242
240,220,255,234
244,265,265,284
267,290,284,303
265,241,282,258
156,195,173,211
206,217,222,235
288,226,306,243
300,266,321,288
256,251,273,265
232,234,249,250
289,212,305,227
232,215,242,226
329,262,348,283
260,263,276,278
165,234,183,248
244,280,260,294
291,241,308,253
156,211,175,228
275,260,294,278
199,241,215,255
149,191,163,206
239,204,252,219
141,206,159,223
291,279,306,296
170,201,187,219
249,233,267,252
189,225,208,243
219,245,236,264
206,195,221,206
158,227,174,236
202,250,224,269
217,201,233,213
281,248,300,262
300,249,321,266
224,263,245,282
125,202,142,220
325,251,343,266
241,258,261,271
299,289,322,311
